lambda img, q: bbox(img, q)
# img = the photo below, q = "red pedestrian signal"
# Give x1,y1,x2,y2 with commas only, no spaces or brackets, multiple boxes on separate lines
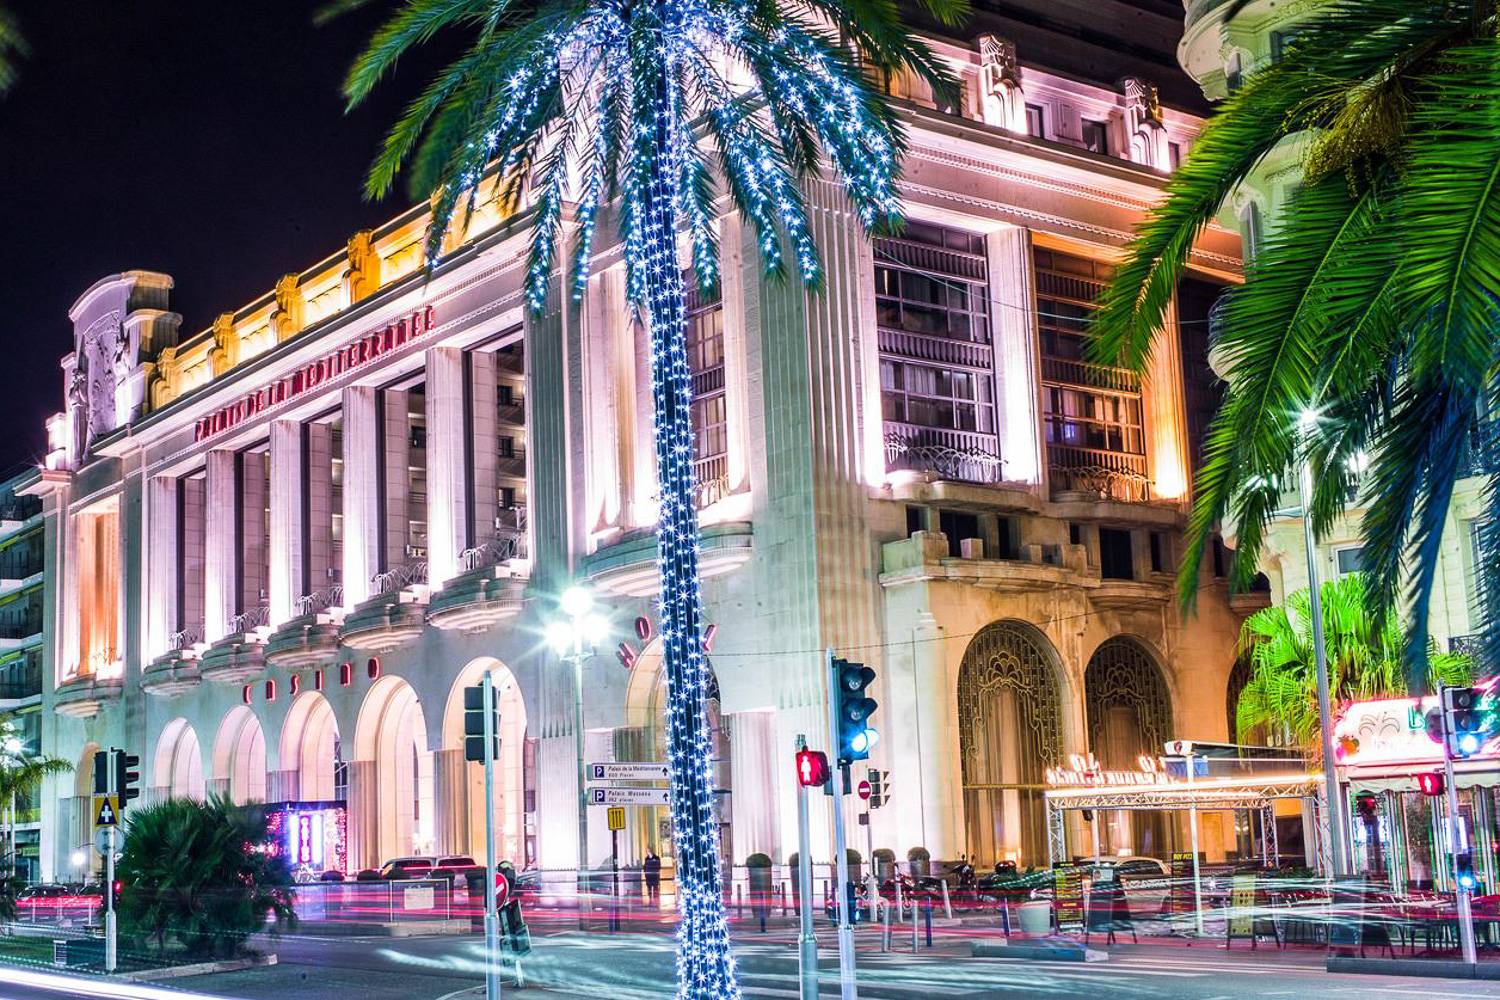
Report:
1416,771,1445,797
796,749,830,788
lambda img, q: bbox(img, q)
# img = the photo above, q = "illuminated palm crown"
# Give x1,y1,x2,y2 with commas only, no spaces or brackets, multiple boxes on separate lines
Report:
337,0,962,309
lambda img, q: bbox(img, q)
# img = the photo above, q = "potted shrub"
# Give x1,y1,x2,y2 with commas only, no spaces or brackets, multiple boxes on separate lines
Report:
745,853,774,930
845,848,863,885
907,845,931,879
872,848,895,883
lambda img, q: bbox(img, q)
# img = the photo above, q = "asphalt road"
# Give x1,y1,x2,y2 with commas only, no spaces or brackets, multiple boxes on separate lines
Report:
5,928,1500,999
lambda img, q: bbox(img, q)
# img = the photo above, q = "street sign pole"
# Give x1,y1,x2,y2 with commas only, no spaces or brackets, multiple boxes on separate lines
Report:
795,735,818,1000
104,823,116,972
1438,683,1478,965
481,673,503,1000
826,651,858,1000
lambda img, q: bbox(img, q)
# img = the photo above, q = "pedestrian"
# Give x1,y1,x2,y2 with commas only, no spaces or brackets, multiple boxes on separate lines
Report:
644,850,662,905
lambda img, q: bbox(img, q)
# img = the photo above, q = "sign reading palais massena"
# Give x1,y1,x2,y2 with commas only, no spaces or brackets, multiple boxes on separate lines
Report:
193,305,437,443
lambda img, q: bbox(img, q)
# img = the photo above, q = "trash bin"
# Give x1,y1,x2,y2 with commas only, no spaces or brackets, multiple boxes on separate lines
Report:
1018,900,1052,936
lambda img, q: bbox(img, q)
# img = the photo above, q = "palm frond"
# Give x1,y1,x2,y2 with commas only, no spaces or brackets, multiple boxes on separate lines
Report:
0,6,26,95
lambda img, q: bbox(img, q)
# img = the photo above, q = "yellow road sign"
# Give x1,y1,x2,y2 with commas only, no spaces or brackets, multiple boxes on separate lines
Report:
606,806,626,832
93,795,120,828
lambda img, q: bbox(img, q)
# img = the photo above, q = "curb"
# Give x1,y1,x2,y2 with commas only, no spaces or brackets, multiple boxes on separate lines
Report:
1327,956,1500,980
121,953,278,981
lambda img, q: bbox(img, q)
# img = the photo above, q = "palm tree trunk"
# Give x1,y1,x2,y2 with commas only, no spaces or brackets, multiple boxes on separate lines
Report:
637,62,739,999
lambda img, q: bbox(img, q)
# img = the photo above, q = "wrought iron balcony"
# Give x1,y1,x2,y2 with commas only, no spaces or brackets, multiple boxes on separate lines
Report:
1047,444,1151,503
884,425,1004,485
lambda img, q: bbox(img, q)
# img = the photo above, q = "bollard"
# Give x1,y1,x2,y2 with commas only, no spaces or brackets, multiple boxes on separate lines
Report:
1000,899,1011,939
911,899,920,952
924,896,934,947
940,879,952,920
735,883,743,916
895,877,904,923
882,896,892,952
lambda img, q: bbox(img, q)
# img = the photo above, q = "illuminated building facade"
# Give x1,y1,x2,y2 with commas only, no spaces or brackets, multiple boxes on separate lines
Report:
33,13,1250,880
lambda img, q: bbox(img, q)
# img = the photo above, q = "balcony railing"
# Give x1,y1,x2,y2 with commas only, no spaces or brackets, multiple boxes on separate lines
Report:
0,659,41,700
1047,444,1151,503
295,585,344,617
371,561,428,597
877,327,993,370
0,618,42,641
168,623,205,650
884,425,1004,484
226,606,271,634
1040,356,1141,394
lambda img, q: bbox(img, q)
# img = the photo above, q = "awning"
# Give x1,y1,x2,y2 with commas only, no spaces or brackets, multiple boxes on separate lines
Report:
1044,773,1322,812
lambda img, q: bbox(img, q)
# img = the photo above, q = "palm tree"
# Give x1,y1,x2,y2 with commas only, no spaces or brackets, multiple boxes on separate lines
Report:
0,6,22,94
330,0,963,992
117,796,295,959
1089,0,1500,690
0,715,69,876
1235,575,1471,753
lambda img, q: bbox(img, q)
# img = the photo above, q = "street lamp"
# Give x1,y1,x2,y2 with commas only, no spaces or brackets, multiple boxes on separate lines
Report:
544,585,610,899
1298,408,1349,877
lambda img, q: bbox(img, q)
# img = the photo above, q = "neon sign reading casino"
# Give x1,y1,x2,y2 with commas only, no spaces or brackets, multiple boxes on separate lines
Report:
192,305,437,442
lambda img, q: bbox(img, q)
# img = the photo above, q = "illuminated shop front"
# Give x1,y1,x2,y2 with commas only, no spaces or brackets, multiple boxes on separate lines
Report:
1334,693,1500,892
266,801,348,879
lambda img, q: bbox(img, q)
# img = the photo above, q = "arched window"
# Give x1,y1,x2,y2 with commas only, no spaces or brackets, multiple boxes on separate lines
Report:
1085,637,1174,857
957,622,1065,867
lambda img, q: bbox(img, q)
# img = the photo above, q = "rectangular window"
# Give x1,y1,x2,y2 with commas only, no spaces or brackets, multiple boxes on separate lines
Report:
1035,248,1147,501
499,486,516,509
685,278,728,505
1081,119,1109,155
1169,142,1182,170
1212,537,1227,578
1335,545,1365,577
906,505,925,536
1025,103,1045,138
498,436,515,458
876,222,999,484
1069,522,1082,546
1099,527,1134,580
1149,532,1164,573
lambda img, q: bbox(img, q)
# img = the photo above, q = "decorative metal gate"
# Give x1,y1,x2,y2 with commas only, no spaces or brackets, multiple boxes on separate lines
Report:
1084,637,1174,856
958,622,1064,866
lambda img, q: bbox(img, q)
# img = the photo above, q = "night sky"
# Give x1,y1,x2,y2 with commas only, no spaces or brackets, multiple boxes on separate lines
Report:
0,1,455,469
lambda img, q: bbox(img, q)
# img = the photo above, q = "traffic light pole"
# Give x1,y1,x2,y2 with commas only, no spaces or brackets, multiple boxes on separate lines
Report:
1438,683,1478,965
794,735,818,1000
481,673,503,1000
826,651,858,1000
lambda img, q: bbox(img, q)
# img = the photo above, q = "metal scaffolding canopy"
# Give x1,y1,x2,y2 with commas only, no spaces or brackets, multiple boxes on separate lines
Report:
1043,774,1321,812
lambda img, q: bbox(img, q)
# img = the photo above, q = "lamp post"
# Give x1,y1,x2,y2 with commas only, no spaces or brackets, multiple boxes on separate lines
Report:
545,585,610,907
1298,409,1349,877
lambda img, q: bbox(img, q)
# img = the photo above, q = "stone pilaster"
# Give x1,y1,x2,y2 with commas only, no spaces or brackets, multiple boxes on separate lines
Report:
341,387,380,604
347,759,380,871
203,449,238,641
988,225,1045,486
382,389,412,566
425,348,468,586
267,769,300,804
181,475,206,635
268,420,305,627
306,422,336,594
468,350,499,545
432,748,469,856
144,476,178,658
1144,296,1191,502
240,450,269,616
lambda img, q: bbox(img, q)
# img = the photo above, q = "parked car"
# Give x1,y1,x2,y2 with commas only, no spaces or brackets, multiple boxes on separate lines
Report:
432,855,484,885
377,856,436,880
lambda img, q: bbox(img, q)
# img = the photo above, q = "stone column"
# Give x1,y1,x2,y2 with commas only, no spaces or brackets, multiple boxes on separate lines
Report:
425,348,468,587
432,748,469,856
382,389,411,567
988,225,1045,486
181,476,206,636
1144,296,1191,502
913,612,963,858
468,351,499,546
718,215,755,494
306,423,336,595
728,710,779,861
203,449,238,641
144,476,178,659
347,759,380,871
341,387,381,605
268,420,305,627
206,777,230,799
267,769,300,804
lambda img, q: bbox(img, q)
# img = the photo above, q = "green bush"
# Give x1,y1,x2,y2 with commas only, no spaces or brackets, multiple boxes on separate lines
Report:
745,853,773,868
117,796,295,959
872,848,895,864
845,848,862,864
907,846,930,863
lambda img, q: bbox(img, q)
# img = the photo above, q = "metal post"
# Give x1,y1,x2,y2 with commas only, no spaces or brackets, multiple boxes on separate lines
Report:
1438,684,1478,965
481,673,503,1000
104,825,116,973
1186,751,1204,937
881,892,891,951
795,735,818,1000
610,828,620,933
572,642,591,917
939,878,951,920
894,869,904,923
1300,432,1348,876
827,652,858,1000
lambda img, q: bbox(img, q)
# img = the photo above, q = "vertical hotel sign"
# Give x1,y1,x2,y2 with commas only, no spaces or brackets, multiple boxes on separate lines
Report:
193,305,437,442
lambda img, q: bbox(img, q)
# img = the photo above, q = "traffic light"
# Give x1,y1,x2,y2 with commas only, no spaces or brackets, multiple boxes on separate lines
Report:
867,768,888,809
93,750,109,795
1455,851,1478,892
111,749,140,806
104,878,122,910
833,658,878,765
463,684,500,762
796,748,830,788
1416,771,1445,797
1443,687,1483,758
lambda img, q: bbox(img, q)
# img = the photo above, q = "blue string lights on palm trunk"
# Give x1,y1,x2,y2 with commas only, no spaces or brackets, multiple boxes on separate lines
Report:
345,0,963,994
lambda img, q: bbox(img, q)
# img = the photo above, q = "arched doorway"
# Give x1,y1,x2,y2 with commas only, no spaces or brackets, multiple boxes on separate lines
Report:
1084,636,1175,858
154,719,205,800
212,707,267,804
355,676,433,863
957,621,1065,867
280,692,344,803
618,641,730,867
440,659,531,865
